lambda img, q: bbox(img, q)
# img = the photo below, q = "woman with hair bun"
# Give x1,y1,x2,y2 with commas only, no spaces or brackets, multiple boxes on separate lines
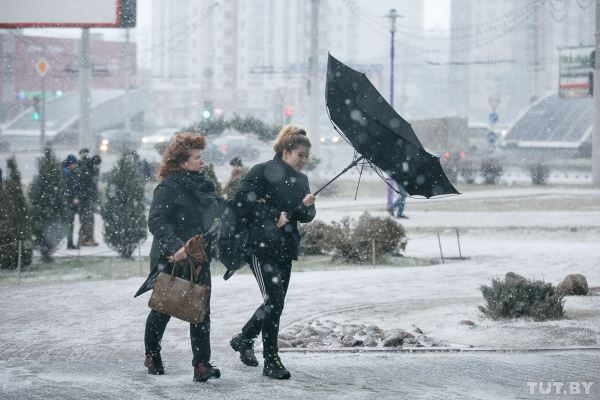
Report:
229,124,316,380
134,132,223,383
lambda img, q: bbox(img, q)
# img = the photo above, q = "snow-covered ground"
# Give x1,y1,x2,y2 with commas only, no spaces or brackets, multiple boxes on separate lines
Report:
0,186,599,399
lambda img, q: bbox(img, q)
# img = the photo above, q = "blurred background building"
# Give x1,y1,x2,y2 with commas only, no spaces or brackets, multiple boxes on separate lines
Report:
0,0,595,150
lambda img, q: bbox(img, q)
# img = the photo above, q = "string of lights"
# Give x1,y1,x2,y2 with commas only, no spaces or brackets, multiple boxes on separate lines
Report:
345,0,535,48
136,2,219,62
575,0,594,8
344,0,536,37
548,0,570,12
346,3,533,56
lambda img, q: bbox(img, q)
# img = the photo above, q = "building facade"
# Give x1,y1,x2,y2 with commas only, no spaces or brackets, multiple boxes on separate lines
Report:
449,0,594,127
0,31,136,121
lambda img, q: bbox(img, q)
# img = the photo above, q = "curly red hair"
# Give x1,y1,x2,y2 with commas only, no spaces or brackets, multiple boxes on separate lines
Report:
157,132,206,179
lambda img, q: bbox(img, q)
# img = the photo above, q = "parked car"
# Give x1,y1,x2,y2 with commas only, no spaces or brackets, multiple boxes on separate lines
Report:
211,134,260,162
98,129,139,153
441,150,475,184
203,142,226,165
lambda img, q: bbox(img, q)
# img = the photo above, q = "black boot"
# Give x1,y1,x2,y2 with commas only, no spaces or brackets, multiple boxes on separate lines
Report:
144,353,164,375
230,333,259,367
193,362,221,382
263,355,290,380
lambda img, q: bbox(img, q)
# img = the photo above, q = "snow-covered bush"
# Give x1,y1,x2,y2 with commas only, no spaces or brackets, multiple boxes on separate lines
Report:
0,157,33,269
527,163,550,185
299,220,338,255
101,154,147,258
329,217,362,262
353,213,405,260
0,170,20,269
328,214,406,263
480,157,503,185
28,147,69,262
479,277,565,321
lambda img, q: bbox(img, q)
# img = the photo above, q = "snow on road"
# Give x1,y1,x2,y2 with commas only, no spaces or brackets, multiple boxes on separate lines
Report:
0,187,599,399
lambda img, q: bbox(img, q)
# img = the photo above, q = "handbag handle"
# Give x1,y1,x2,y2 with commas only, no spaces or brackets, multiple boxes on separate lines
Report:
170,256,202,283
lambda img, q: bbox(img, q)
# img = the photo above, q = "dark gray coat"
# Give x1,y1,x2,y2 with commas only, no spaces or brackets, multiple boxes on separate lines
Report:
234,155,316,262
134,171,222,297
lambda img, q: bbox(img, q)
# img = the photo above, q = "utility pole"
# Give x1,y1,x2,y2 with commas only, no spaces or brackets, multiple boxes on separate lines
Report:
124,28,131,132
1,32,16,106
308,0,320,145
594,0,600,186
41,73,46,145
385,8,401,209
79,28,93,150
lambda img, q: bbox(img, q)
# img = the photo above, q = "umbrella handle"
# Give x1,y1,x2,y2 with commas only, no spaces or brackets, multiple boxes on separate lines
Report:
313,155,365,196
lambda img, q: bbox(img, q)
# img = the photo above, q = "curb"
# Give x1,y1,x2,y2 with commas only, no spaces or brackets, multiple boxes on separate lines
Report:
280,346,600,354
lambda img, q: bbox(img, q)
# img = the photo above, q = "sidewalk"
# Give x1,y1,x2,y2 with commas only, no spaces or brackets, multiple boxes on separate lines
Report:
1,188,599,399
1,234,599,399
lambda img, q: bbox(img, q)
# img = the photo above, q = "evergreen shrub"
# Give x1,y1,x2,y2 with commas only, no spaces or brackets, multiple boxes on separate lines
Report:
479,277,565,321
0,158,33,268
28,147,68,262
101,154,147,258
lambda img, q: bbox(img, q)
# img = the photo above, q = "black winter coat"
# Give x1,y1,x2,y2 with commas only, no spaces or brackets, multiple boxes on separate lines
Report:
234,155,316,262
134,171,222,297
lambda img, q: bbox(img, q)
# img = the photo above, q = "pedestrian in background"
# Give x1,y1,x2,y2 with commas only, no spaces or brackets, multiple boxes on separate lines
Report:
388,184,408,219
77,148,101,246
222,157,248,199
61,154,80,249
229,124,316,380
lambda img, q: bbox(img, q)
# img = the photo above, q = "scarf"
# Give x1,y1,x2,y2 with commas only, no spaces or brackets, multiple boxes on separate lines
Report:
166,171,219,208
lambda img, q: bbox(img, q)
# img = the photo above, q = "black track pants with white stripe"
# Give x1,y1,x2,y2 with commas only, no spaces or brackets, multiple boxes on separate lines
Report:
241,254,292,358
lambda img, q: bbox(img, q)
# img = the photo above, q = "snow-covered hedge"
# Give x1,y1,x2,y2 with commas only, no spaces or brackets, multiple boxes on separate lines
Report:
479,276,565,321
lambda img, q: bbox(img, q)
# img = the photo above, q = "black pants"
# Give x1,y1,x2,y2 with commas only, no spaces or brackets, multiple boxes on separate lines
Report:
79,200,95,242
66,206,78,246
144,266,212,367
242,254,292,358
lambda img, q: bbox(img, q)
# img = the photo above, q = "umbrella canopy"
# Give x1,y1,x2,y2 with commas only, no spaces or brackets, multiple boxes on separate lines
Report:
325,54,459,198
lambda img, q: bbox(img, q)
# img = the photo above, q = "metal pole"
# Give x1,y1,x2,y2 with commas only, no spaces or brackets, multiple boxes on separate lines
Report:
2,32,16,106
79,28,93,150
40,76,46,145
138,244,142,275
308,0,320,146
385,9,400,210
455,228,463,259
124,28,131,132
372,239,376,266
436,233,445,264
17,240,22,286
593,0,600,186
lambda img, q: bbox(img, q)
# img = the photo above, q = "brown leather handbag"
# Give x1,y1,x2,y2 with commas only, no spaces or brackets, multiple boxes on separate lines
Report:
148,256,210,324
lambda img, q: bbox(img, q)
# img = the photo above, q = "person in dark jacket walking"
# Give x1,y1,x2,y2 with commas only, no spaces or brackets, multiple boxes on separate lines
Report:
229,124,316,380
61,154,80,249
77,148,101,246
134,132,223,382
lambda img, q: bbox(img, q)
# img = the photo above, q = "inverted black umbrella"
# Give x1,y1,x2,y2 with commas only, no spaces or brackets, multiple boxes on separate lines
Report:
316,54,459,198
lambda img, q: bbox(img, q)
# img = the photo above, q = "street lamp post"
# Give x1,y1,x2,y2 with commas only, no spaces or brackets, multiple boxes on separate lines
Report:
385,8,401,210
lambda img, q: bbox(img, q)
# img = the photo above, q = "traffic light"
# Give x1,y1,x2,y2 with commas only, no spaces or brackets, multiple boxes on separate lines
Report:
284,106,294,123
202,101,213,120
589,50,595,97
32,96,41,121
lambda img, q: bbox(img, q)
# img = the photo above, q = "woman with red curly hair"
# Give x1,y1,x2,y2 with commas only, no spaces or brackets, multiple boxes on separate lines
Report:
134,132,223,382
